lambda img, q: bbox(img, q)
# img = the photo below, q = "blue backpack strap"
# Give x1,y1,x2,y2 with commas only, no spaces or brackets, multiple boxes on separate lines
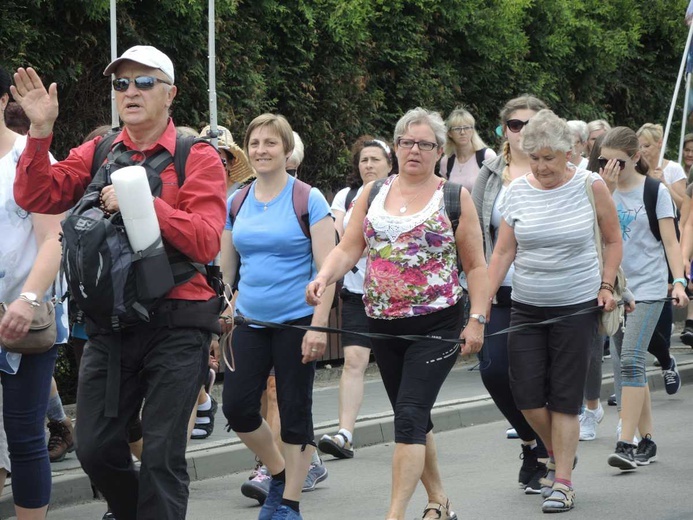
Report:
292,178,313,239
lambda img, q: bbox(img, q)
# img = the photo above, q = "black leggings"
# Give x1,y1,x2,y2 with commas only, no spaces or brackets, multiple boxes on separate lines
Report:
222,315,316,446
367,302,463,445
479,304,546,453
647,300,672,370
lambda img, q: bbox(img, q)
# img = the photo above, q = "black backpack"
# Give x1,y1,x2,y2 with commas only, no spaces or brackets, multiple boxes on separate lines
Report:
61,133,213,331
642,175,681,283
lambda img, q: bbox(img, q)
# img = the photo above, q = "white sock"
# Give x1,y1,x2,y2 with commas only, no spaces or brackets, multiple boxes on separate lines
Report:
522,440,538,449
311,450,321,465
338,428,353,445
196,394,212,425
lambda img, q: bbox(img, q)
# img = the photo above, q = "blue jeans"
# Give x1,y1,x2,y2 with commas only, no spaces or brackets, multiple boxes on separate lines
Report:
2,345,58,508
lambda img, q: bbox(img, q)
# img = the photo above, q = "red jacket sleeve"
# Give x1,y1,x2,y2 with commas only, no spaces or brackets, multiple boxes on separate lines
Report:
154,142,227,265
14,134,98,214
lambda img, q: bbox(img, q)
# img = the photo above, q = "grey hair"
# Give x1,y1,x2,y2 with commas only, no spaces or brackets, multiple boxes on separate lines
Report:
587,119,611,136
394,107,447,148
521,109,573,154
287,131,305,166
567,120,588,143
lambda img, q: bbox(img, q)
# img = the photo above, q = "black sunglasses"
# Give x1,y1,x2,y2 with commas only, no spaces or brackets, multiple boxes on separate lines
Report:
506,119,530,133
598,157,627,170
112,76,171,92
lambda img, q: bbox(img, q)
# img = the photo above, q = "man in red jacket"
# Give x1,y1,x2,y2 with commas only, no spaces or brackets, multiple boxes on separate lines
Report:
11,46,227,520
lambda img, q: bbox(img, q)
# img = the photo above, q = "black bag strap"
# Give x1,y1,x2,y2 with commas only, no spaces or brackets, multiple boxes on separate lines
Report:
443,181,462,235
90,132,120,178
446,154,455,179
475,148,487,168
344,186,359,212
367,178,387,207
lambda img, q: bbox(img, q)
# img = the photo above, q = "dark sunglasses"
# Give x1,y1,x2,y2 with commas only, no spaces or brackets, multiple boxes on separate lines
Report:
112,76,171,92
598,157,627,170
506,119,530,133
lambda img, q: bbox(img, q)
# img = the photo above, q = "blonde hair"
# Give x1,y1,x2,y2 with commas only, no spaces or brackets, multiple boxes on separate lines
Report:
636,123,663,146
443,106,487,156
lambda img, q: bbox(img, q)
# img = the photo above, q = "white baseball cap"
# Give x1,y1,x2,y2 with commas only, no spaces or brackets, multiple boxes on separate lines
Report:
103,45,175,83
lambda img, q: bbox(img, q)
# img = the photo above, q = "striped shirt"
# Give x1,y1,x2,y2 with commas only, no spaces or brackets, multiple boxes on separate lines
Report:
499,168,601,306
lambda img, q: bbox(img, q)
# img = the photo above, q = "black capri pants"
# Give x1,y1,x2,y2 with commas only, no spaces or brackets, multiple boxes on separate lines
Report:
367,301,463,445
508,299,598,416
340,288,372,348
222,315,315,446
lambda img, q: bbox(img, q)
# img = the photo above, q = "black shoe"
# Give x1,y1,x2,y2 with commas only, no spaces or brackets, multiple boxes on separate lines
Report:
635,434,658,465
608,441,637,470
518,444,539,486
607,393,617,406
102,511,116,519
524,461,547,495
680,324,693,347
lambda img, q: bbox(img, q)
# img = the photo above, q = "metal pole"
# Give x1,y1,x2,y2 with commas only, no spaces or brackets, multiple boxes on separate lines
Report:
208,0,218,149
661,22,693,167
680,73,692,163
110,0,119,129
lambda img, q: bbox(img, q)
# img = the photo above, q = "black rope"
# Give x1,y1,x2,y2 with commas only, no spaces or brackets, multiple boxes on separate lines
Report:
228,297,675,345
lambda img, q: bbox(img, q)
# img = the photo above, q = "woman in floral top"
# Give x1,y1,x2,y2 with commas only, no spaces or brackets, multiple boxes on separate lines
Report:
307,107,488,520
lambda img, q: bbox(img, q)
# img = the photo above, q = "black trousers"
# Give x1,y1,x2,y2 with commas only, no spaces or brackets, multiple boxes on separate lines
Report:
75,323,209,520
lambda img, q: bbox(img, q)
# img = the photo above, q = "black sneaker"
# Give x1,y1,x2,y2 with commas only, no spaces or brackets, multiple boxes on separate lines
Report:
607,441,637,470
634,434,658,466
607,393,617,406
662,356,681,395
518,444,539,486
524,462,547,495
680,324,693,347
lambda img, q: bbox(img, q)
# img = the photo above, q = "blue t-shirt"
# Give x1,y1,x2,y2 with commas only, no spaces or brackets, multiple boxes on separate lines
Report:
225,176,331,323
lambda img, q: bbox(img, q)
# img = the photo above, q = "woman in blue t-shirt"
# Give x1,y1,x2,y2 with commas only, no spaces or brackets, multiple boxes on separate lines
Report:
220,113,334,520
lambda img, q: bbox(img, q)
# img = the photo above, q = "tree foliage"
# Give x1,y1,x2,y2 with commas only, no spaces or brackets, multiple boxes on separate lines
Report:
1,0,690,189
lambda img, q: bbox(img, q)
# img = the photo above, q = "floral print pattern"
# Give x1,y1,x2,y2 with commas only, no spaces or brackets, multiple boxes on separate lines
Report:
363,179,462,319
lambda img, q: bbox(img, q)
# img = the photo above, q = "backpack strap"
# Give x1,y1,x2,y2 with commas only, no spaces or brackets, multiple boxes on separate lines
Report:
229,183,253,227
292,178,313,239
90,132,120,178
443,181,463,235
367,178,387,208
446,154,456,179
475,148,487,169
344,186,359,212
643,176,662,241
174,135,214,188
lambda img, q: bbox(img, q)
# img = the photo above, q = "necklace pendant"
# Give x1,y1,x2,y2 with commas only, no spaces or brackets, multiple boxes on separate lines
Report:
399,206,407,214
263,205,268,211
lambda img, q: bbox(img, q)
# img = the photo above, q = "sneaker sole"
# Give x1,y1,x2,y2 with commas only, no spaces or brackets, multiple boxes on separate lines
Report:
302,470,328,492
635,456,658,466
318,438,354,459
607,454,637,470
241,484,268,505
579,433,596,441
525,486,542,495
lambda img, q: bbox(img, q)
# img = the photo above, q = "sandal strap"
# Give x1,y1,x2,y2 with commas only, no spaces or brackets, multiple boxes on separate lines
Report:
543,482,575,507
539,477,554,488
422,499,451,519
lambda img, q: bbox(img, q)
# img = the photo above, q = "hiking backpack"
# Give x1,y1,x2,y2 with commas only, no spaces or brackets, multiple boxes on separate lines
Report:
61,133,215,331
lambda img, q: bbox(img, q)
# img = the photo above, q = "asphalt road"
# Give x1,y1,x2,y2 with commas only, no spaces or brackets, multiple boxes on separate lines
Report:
38,383,693,520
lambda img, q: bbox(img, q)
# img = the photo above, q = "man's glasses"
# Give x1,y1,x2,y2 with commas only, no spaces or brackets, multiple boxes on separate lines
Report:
450,126,474,135
598,157,627,170
112,76,172,92
396,138,438,151
506,119,530,133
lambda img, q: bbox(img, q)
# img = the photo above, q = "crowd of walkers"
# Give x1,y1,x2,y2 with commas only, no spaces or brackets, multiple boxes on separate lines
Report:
0,45,690,520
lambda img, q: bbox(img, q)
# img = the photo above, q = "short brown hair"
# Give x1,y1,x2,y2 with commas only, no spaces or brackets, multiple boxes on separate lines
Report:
243,113,294,156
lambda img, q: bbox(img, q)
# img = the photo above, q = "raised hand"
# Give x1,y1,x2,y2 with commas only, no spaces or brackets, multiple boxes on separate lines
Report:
10,67,58,138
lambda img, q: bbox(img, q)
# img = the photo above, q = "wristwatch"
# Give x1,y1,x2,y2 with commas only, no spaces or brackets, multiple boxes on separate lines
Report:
19,292,40,307
469,313,487,325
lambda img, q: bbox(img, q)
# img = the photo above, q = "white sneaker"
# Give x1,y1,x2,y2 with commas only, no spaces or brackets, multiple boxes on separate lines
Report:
616,419,639,445
593,402,605,423
579,411,596,441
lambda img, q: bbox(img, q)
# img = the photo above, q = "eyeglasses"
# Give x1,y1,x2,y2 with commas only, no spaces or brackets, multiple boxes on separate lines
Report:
506,119,530,133
450,126,474,135
598,157,627,170
112,76,172,92
396,138,438,151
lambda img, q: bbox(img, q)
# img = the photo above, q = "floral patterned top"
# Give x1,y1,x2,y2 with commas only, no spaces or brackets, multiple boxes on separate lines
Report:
363,175,463,319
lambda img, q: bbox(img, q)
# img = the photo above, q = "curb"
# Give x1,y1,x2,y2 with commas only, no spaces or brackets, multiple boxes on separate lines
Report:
1,360,691,516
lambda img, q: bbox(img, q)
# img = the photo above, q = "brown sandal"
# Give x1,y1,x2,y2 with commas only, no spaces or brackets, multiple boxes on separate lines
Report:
422,499,458,520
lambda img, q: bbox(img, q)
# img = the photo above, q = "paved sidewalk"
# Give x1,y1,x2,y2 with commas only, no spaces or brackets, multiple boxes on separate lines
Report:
1,337,691,517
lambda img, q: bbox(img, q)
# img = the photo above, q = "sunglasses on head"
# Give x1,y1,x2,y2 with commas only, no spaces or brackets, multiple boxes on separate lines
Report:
112,76,171,92
598,157,627,170
506,119,530,133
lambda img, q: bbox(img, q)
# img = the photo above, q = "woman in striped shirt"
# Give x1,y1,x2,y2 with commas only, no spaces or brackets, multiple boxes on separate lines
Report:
487,109,622,514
